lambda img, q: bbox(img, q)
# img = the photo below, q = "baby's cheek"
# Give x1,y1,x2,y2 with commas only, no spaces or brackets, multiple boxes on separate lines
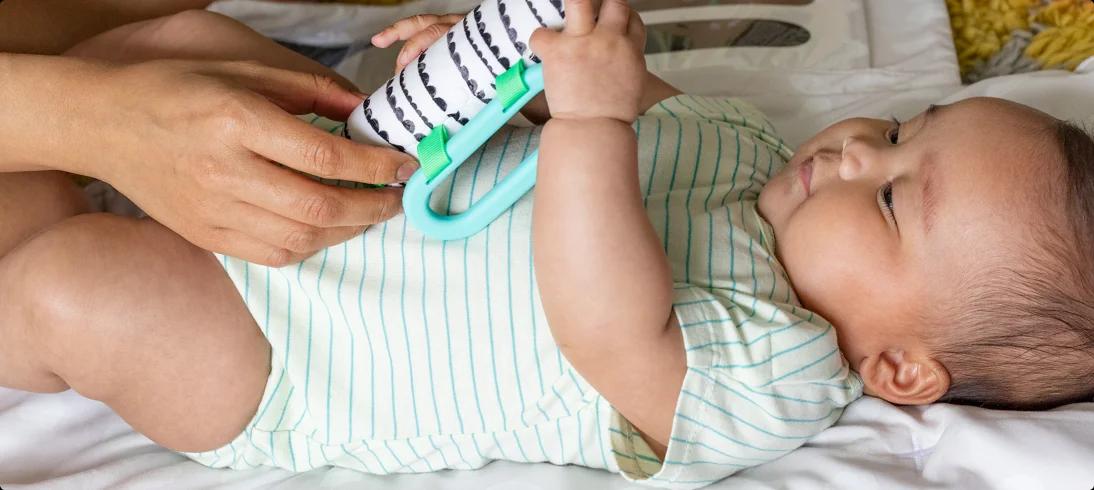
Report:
779,209,865,306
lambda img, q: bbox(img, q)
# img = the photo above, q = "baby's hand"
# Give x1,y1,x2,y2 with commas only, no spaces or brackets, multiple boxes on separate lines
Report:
530,0,647,124
370,11,557,122
371,13,465,73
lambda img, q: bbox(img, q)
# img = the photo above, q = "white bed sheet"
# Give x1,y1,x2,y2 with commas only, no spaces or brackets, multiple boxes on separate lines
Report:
4,388,1094,489
4,1,1094,489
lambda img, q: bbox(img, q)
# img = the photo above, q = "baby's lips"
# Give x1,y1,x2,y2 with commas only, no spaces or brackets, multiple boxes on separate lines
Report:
798,157,814,197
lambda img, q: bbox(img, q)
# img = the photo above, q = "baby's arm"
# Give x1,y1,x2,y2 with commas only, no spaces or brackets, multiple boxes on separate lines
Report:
531,0,684,458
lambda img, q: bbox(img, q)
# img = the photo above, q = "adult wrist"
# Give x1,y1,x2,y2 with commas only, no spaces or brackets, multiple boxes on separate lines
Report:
0,53,115,176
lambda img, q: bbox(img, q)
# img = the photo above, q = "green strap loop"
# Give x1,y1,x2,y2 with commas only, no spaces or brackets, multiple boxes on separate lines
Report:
495,62,529,111
416,62,527,181
417,125,451,180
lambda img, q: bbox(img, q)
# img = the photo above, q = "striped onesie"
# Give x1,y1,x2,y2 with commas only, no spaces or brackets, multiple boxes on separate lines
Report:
187,96,864,489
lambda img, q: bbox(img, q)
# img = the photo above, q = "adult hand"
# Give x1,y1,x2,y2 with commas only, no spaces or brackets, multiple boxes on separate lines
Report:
68,59,418,266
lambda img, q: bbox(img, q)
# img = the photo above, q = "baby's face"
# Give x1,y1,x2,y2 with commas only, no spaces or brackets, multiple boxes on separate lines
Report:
758,98,1058,368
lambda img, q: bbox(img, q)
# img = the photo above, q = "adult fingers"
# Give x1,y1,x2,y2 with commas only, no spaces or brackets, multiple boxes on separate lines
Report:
237,158,406,227
245,106,417,185
206,227,311,267
596,0,632,34
395,22,455,72
221,61,365,121
563,0,597,35
372,14,464,48
230,202,366,254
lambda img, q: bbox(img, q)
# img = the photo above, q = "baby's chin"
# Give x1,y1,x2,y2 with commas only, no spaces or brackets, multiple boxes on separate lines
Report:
757,166,803,233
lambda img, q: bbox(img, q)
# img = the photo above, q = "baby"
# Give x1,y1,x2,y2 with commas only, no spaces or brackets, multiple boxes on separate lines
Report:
2,1,1093,489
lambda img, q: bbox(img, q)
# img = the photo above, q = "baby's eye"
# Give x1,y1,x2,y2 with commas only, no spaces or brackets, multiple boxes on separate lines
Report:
886,117,902,144
877,182,896,223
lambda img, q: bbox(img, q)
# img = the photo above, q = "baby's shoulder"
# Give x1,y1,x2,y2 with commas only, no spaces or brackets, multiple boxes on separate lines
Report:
633,95,792,205
641,95,777,137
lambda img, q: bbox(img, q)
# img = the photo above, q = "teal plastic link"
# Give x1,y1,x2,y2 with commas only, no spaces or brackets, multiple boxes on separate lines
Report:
403,61,544,241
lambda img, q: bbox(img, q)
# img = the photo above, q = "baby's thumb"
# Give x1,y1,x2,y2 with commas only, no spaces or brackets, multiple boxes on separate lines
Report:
528,28,559,58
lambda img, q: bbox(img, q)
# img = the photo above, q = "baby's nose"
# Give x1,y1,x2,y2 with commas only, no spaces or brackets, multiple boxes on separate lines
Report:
837,136,877,180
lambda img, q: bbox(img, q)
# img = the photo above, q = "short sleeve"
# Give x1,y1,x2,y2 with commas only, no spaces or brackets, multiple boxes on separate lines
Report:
643,95,793,186
608,284,863,489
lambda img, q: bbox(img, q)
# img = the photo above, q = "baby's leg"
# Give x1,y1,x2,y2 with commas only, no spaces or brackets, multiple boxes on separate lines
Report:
0,172,89,258
0,214,270,452
65,9,357,89
0,172,89,393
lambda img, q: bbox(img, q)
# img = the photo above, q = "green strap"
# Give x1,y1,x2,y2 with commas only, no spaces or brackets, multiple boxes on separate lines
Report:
495,62,529,110
417,125,451,180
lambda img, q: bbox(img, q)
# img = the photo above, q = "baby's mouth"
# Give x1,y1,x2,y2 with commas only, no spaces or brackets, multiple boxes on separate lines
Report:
798,156,814,197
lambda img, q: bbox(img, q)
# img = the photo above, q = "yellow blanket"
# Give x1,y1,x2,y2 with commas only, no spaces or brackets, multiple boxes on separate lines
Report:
948,0,1094,81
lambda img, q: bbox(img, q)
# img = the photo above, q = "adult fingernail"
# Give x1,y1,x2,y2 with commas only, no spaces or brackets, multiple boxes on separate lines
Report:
396,161,419,181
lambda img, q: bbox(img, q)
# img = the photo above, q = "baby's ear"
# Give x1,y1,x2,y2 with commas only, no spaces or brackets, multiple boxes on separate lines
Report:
859,350,950,405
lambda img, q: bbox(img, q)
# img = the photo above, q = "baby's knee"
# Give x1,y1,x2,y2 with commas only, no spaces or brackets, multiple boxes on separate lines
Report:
151,9,241,36
10,214,173,347
24,212,206,312
14,213,131,294
129,9,242,48
65,9,239,59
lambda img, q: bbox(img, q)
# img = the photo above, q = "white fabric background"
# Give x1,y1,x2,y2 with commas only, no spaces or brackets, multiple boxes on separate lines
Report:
3,0,1093,488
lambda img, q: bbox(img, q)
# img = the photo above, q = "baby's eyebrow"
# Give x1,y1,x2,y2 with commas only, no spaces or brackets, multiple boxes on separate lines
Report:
920,104,940,132
920,157,939,236
916,104,946,236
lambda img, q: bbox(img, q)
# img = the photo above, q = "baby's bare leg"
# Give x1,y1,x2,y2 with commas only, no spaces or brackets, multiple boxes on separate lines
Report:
0,171,90,391
0,214,270,452
65,9,357,89
0,171,88,257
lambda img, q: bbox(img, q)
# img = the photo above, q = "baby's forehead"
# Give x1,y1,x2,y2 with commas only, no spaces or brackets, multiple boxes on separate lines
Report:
934,97,1056,138
929,98,1058,169
921,99,1065,271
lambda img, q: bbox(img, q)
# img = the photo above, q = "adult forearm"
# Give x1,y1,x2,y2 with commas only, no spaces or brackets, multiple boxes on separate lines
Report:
533,118,675,351
0,0,215,54
0,53,113,173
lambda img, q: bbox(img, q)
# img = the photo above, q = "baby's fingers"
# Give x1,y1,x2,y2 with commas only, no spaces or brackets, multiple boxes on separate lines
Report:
371,14,463,48
596,0,632,33
394,22,455,71
529,27,560,58
563,0,597,35
627,10,646,46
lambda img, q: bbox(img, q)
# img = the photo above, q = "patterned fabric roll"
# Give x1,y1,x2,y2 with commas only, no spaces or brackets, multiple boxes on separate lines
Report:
346,0,566,157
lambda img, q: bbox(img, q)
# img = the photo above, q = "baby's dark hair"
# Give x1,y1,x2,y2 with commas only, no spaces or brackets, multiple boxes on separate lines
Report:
927,119,1094,410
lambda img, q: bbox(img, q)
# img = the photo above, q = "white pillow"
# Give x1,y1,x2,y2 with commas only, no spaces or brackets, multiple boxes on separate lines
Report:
940,67,1094,125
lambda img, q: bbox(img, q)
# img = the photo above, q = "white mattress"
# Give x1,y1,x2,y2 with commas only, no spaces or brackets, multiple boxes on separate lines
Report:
5,1,1094,488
